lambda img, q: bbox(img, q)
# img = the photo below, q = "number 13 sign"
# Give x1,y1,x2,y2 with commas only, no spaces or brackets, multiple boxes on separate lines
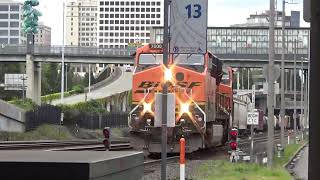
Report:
170,0,208,54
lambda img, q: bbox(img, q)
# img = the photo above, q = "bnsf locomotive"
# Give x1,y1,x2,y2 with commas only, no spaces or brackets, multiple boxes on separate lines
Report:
128,44,234,153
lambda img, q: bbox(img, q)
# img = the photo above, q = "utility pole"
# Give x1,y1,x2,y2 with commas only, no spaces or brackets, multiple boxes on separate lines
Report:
267,0,276,167
237,71,240,92
247,68,250,90
293,39,297,143
161,0,169,179
300,58,304,131
61,1,65,104
89,64,91,93
280,0,286,148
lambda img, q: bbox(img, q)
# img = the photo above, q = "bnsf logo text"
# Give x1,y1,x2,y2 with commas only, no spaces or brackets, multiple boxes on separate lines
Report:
134,81,201,93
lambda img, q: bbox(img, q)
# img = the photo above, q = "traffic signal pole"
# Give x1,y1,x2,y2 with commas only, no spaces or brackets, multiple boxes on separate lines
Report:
161,0,169,179
267,0,275,167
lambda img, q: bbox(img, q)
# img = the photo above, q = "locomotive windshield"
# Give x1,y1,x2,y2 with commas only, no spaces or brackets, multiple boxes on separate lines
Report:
139,54,163,65
173,54,205,72
136,54,163,71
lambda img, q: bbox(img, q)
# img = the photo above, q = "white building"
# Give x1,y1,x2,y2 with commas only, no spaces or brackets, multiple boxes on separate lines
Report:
0,0,26,45
97,0,164,48
66,0,98,76
232,10,300,28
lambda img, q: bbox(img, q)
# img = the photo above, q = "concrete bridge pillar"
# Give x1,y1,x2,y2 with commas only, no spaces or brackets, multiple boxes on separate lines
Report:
26,54,41,105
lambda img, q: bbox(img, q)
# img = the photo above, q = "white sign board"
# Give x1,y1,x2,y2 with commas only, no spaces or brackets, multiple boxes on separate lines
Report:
247,112,259,125
154,93,176,127
4,74,27,90
170,0,208,54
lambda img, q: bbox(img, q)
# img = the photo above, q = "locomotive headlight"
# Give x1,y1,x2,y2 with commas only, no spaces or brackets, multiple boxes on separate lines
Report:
143,102,152,113
164,67,173,82
180,103,190,114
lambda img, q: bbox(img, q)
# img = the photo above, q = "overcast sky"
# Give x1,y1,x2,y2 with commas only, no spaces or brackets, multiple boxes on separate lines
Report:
16,0,309,45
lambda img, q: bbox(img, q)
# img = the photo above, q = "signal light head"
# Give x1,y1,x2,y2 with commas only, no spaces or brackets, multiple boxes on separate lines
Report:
230,141,238,150
103,139,110,149
103,127,110,138
230,128,238,138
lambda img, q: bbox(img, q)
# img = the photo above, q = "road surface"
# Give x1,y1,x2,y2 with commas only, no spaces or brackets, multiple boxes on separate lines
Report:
51,67,132,105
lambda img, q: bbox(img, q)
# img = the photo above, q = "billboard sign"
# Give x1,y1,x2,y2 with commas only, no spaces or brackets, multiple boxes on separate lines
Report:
170,0,208,54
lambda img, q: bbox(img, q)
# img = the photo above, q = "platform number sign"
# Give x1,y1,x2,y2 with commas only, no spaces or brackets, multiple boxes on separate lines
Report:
185,4,202,18
170,0,208,54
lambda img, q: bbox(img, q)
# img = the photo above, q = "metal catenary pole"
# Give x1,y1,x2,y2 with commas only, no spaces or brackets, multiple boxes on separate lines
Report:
267,0,276,167
280,0,286,148
293,39,297,144
161,0,169,179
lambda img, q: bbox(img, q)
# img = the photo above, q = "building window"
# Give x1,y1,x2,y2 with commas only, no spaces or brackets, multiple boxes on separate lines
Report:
10,30,19,36
0,22,8,27
10,5,19,11
9,38,19,44
0,14,8,19
0,5,8,11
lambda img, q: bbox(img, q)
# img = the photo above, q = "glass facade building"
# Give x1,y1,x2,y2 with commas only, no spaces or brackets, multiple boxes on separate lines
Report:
150,27,310,57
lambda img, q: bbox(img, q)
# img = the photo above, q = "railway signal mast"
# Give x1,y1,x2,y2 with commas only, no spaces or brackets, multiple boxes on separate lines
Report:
229,128,239,163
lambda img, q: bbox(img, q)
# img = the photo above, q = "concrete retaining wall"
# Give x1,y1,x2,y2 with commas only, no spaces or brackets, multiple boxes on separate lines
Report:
0,99,25,132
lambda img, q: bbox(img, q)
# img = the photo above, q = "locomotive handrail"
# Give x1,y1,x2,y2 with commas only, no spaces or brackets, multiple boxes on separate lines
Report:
128,87,154,129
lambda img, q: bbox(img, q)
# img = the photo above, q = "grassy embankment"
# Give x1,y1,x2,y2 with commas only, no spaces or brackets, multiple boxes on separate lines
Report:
0,124,74,141
196,140,307,180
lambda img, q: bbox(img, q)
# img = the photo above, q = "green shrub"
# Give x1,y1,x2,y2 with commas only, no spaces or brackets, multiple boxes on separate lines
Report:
9,98,38,111
41,90,77,103
72,85,84,94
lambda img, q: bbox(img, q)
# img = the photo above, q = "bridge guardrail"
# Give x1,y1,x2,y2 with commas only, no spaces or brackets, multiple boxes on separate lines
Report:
0,45,137,57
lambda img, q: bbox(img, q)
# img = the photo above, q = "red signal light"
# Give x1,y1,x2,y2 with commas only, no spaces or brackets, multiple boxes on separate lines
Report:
230,129,238,139
102,127,110,150
230,130,238,137
103,127,110,138
230,141,238,150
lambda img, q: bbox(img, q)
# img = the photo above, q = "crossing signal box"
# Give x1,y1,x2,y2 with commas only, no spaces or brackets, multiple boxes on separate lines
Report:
229,128,238,151
103,127,110,150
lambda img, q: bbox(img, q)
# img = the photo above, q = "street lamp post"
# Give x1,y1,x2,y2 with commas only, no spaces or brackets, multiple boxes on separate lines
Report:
61,1,65,104
293,39,297,143
281,0,298,148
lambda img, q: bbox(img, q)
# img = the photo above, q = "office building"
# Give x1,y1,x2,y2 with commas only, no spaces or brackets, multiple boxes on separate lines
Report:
97,0,164,48
34,22,51,45
0,0,26,45
66,0,97,76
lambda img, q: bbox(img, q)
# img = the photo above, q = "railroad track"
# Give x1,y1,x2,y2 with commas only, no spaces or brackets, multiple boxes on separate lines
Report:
0,139,132,151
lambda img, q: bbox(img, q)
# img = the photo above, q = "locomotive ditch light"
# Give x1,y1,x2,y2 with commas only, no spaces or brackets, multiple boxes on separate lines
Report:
143,102,152,113
180,103,190,114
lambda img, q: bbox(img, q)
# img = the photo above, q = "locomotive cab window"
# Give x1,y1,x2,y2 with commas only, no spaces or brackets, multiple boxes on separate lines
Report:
136,54,163,71
221,68,230,85
173,54,205,72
